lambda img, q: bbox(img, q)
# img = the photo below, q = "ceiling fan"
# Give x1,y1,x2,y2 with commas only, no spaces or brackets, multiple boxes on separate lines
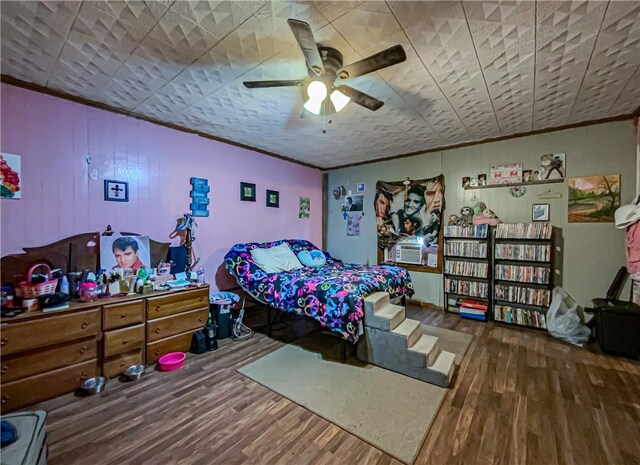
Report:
243,19,407,115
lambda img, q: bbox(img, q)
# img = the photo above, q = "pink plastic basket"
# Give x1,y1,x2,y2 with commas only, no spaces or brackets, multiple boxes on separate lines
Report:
158,352,186,372
19,263,58,298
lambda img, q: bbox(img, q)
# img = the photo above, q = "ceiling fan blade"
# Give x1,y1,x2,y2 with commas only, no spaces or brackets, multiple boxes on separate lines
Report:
243,80,305,88
337,45,406,80
336,85,384,111
287,19,324,76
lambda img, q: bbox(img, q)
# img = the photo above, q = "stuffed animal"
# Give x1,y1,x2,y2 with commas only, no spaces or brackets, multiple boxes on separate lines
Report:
459,206,474,227
448,214,460,226
472,201,487,217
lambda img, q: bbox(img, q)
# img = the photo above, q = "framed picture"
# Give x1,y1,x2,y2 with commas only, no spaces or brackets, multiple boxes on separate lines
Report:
357,182,366,192
299,197,310,218
240,182,256,202
532,203,550,222
540,153,565,180
104,179,129,202
462,176,470,189
266,189,279,208
568,174,620,222
523,169,532,182
1,152,22,199
477,174,487,186
100,235,151,271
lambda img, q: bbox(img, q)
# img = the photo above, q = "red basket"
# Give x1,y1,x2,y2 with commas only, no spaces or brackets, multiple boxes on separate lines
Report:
19,264,58,298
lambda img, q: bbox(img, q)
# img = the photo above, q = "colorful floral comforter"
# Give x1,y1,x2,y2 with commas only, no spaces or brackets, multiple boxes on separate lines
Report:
224,239,414,342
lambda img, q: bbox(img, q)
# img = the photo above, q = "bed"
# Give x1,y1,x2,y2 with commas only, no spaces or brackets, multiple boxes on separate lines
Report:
224,239,414,343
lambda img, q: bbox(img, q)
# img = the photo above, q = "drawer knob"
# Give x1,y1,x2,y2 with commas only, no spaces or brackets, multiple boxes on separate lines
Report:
198,317,204,322
79,346,88,354
154,328,161,334
120,313,127,318
80,372,88,380
1,395,8,405
154,350,160,356
81,321,89,329
155,306,160,312
1,337,7,346
1,365,8,374
120,361,126,367
122,339,128,345
199,297,204,302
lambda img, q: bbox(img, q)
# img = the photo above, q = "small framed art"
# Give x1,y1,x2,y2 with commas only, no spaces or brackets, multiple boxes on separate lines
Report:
532,203,550,222
357,182,366,192
240,182,256,201
104,179,129,202
266,189,279,208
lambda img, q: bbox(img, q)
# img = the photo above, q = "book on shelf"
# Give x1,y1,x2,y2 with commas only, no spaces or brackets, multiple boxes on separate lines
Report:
495,243,551,261
495,223,552,240
444,241,487,258
460,312,488,321
494,284,551,306
445,278,489,299
444,260,488,278
444,224,489,238
494,304,547,329
494,264,551,284
459,307,486,316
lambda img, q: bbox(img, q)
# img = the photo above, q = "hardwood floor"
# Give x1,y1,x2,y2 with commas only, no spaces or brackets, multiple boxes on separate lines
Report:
31,305,640,465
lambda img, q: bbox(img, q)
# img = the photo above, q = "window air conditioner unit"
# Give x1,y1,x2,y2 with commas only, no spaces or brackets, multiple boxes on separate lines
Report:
395,243,423,265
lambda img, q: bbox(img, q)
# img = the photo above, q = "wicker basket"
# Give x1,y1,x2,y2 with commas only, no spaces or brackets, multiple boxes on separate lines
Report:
19,263,58,298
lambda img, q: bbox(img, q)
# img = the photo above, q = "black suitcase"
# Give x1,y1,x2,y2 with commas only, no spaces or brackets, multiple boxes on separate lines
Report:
591,298,640,359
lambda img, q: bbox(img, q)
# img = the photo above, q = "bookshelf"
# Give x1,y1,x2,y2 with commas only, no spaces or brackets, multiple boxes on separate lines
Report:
443,224,492,316
492,223,555,330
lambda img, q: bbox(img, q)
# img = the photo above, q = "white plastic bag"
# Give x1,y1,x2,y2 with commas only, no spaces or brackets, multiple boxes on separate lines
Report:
546,287,591,346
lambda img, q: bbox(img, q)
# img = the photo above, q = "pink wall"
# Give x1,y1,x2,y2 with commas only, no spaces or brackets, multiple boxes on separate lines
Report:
0,84,323,290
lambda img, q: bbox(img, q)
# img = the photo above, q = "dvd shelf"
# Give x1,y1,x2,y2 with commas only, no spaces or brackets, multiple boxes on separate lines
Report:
443,225,492,315
492,223,556,330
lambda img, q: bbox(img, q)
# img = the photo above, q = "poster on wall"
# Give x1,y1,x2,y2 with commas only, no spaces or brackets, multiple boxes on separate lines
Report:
299,197,310,218
100,235,151,272
568,174,620,223
1,153,21,199
375,175,444,270
347,213,362,236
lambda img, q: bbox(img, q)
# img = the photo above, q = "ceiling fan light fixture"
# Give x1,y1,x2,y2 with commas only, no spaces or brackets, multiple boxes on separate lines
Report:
306,80,327,102
303,98,323,115
330,89,350,112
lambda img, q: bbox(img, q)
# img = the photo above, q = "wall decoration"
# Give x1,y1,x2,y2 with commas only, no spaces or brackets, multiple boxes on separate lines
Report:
1,153,21,199
375,175,445,270
104,179,129,202
240,182,256,202
477,174,487,186
357,182,366,192
299,197,310,218
332,185,346,200
523,170,532,182
462,177,470,189
509,186,527,198
347,213,362,236
489,163,523,185
344,194,364,212
469,176,479,187
540,153,565,180
190,177,210,217
100,235,151,271
568,174,620,223
532,203,550,222
266,189,279,208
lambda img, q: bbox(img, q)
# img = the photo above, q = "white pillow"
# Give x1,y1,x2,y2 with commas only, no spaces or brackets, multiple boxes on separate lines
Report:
250,243,303,274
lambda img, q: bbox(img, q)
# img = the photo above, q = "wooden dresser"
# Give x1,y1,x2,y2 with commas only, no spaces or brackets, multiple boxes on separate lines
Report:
0,285,209,413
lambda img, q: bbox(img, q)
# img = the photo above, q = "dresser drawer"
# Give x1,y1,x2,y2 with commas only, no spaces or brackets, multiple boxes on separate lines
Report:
147,308,207,343
147,288,208,320
1,359,97,413
1,337,98,383
146,332,194,364
103,300,144,330
104,324,144,357
1,308,101,356
103,348,143,378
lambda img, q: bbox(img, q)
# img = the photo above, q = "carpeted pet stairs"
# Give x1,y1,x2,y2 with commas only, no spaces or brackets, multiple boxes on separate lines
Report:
357,292,456,387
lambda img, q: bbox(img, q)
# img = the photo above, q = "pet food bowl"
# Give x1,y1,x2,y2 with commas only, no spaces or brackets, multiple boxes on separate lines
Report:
80,376,106,395
123,364,145,381
158,352,186,372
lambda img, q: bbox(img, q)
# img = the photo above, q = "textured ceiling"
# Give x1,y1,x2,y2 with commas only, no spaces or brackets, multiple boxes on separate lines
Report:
1,1,639,169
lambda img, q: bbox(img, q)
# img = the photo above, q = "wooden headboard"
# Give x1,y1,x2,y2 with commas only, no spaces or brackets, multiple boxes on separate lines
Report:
1,232,171,283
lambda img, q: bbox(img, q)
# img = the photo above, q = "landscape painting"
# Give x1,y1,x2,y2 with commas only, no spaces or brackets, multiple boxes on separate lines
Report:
568,174,620,223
